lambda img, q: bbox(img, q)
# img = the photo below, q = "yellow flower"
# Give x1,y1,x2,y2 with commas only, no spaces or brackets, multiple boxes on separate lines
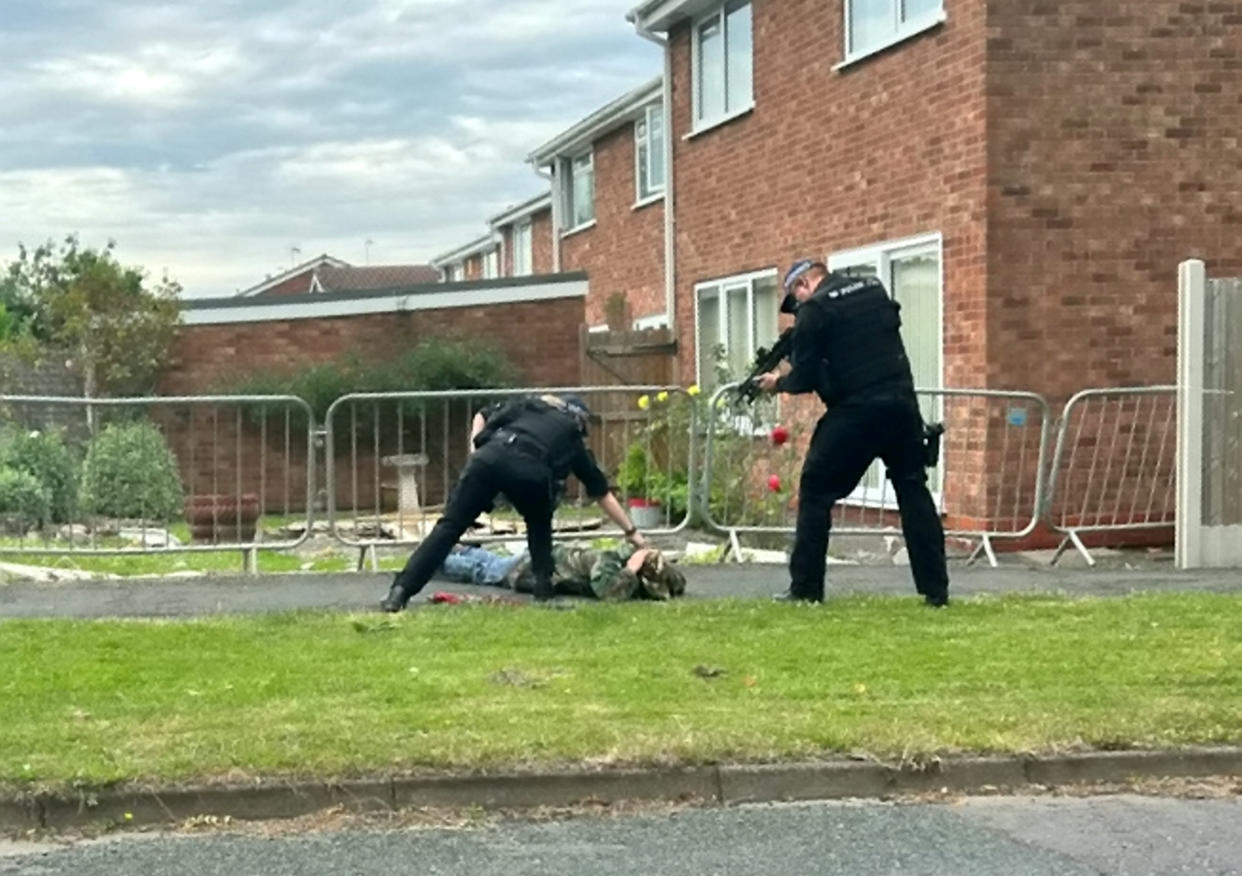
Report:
687,384,701,396
656,391,669,403
637,395,650,410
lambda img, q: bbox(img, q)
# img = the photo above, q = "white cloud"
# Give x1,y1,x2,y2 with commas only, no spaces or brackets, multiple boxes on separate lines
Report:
0,0,659,296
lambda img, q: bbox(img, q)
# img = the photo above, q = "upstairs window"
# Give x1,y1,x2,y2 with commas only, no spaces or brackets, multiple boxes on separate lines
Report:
693,0,753,130
845,0,944,62
635,102,666,202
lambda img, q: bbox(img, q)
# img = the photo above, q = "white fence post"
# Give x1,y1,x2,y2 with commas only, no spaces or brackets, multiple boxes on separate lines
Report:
1176,259,1206,570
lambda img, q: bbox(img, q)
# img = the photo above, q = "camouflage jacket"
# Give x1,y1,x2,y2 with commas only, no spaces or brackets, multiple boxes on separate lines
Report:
505,544,685,601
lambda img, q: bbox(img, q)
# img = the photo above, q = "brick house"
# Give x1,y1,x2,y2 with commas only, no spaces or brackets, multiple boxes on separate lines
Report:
626,0,1242,402
430,234,500,282
238,254,438,297
528,76,669,331
490,193,556,277
615,0,1242,541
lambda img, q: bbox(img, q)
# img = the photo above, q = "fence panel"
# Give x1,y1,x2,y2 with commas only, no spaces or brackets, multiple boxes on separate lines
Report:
701,384,1051,565
0,395,315,564
324,386,695,563
1045,387,1178,566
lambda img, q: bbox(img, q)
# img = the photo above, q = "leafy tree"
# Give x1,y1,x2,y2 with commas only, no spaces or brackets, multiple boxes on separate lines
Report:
0,236,182,404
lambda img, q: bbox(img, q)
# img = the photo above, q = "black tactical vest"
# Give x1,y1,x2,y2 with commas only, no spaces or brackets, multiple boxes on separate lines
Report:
476,398,585,480
806,273,914,403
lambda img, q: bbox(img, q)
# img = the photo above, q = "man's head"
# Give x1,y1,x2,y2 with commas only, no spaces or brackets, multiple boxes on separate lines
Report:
780,259,829,314
625,548,686,600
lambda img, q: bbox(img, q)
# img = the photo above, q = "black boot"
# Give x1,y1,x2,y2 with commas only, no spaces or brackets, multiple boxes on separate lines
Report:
532,575,555,603
380,579,412,613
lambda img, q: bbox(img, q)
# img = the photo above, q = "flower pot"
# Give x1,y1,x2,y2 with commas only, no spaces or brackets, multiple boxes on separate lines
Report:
627,497,664,529
184,493,260,543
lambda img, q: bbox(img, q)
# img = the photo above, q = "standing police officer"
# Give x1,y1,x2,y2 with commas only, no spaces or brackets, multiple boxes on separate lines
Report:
381,393,646,611
755,259,949,606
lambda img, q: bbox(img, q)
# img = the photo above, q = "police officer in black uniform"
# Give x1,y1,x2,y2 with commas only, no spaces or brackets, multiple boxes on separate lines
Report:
756,259,949,606
381,393,647,611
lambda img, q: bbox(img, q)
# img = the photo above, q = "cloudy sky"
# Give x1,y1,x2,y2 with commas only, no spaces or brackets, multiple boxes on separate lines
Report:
0,0,658,297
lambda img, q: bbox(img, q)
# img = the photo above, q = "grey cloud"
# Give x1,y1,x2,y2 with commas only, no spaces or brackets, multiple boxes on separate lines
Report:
0,0,658,295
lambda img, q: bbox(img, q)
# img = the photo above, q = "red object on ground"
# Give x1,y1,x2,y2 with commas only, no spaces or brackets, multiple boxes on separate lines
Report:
430,591,464,604
771,425,790,446
768,474,782,492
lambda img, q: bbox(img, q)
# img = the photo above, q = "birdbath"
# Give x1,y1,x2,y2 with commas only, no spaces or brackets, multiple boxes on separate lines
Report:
381,453,430,514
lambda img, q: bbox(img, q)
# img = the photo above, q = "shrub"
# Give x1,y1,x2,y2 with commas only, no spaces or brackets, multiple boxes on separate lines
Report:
0,428,79,522
217,338,517,424
79,422,184,521
0,466,49,533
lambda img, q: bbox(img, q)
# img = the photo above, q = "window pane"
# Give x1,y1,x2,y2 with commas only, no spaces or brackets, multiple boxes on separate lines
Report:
849,0,892,54
648,105,665,191
725,285,749,379
572,154,594,225
697,289,721,391
902,0,939,23
696,14,724,121
725,0,753,112
515,223,531,275
636,119,650,198
752,275,779,352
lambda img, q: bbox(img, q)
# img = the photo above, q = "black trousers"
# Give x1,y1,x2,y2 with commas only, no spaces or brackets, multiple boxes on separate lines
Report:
789,395,948,601
393,442,556,598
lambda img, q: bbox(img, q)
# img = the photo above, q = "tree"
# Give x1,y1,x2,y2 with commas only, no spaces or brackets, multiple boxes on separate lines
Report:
1,236,182,408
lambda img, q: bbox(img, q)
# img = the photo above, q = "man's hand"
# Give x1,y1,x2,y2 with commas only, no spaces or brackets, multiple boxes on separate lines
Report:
756,370,781,394
626,529,647,549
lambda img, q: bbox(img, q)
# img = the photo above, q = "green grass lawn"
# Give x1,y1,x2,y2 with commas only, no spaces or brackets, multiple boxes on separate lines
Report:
2,593,1240,794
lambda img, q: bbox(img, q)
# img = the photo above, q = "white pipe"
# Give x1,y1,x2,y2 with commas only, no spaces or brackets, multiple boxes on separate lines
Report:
633,21,676,342
533,164,561,273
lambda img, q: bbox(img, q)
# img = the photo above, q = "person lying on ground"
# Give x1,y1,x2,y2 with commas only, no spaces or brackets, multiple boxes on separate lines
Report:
439,542,685,601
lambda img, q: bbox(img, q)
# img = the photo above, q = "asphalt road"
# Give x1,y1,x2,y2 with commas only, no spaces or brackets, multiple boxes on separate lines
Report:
2,563,1241,619
3,794,1240,875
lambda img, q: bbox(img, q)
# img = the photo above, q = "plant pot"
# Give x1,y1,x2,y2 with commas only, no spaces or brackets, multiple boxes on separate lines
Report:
627,497,664,529
184,493,260,544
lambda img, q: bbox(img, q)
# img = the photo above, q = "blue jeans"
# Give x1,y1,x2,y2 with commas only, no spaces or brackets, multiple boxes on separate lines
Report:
440,546,525,586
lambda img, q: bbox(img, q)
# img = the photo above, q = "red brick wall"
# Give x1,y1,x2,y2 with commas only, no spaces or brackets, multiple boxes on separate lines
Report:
559,122,666,327
531,208,555,274
159,295,585,511
163,296,584,393
666,1,989,389
986,1,1242,402
251,269,314,298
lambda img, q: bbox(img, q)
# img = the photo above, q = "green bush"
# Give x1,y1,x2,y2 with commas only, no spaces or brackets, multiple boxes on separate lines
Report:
0,428,79,522
79,422,184,521
217,338,516,424
0,466,49,533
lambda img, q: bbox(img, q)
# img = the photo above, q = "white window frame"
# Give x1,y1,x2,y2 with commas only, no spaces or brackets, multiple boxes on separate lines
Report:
838,0,946,69
513,221,533,276
634,102,666,205
483,249,499,280
690,0,754,134
828,231,944,504
447,263,464,283
692,268,780,387
563,151,595,232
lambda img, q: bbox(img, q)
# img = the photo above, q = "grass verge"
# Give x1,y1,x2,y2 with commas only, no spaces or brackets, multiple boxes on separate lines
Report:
2,593,1240,793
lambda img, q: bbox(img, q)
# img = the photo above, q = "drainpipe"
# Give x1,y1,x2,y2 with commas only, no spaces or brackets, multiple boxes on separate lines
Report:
633,18,677,366
533,164,561,273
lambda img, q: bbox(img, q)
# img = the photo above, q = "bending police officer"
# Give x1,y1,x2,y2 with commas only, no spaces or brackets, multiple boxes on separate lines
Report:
755,260,949,606
381,393,646,611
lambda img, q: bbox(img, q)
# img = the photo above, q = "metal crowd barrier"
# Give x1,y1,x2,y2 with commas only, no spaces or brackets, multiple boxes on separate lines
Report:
0,395,315,570
1044,386,1178,566
701,383,1052,567
323,386,695,569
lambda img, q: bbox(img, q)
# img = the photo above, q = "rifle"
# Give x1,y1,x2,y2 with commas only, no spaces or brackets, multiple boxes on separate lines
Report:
734,327,794,404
